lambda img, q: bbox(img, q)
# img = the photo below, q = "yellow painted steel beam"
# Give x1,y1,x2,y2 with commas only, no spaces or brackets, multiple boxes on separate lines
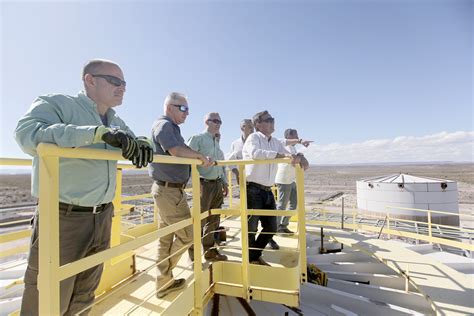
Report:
216,158,291,166
309,208,474,233
308,220,474,251
110,169,133,268
0,158,32,166
0,229,31,243
386,205,474,218
191,165,203,316
121,193,152,201
211,208,241,216
0,244,29,258
296,165,307,284
38,155,60,315
228,169,233,208
0,219,31,227
212,261,301,306
36,143,201,165
123,222,157,238
114,204,135,216
210,208,298,217
238,165,250,302
58,217,192,281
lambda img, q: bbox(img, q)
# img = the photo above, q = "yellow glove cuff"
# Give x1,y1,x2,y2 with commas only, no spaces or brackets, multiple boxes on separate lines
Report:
93,126,112,144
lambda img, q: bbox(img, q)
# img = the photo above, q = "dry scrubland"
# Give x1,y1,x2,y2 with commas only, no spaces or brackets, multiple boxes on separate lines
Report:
1,163,473,222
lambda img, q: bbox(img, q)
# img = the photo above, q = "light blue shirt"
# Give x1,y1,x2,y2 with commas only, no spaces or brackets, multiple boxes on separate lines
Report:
14,91,135,206
187,131,227,184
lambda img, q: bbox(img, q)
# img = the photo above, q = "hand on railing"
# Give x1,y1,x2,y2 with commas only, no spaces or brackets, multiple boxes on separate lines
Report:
132,137,154,168
94,126,139,160
288,153,309,171
197,154,214,167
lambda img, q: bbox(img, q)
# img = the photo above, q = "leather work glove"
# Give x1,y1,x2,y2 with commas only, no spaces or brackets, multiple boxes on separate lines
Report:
131,137,154,168
94,126,139,160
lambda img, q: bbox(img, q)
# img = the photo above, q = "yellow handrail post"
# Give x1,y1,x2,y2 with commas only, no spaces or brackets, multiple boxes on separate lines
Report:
38,154,60,315
111,168,123,248
228,169,233,208
238,165,250,301
191,165,203,316
387,213,391,239
296,165,307,283
428,210,433,244
352,211,356,232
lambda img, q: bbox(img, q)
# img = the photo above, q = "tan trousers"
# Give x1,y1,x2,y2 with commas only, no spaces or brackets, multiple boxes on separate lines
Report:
20,203,113,316
152,183,193,289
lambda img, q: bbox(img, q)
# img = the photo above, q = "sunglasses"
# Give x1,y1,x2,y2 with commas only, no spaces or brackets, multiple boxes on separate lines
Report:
92,74,126,87
260,117,274,123
171,104,189,113
207,119,222,125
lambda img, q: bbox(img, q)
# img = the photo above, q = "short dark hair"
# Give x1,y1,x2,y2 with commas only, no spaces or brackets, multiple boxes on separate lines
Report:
284,128,297,139
252,110,270,129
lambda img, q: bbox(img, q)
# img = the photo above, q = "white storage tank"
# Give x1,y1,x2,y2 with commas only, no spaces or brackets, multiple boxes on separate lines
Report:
356,174,459,226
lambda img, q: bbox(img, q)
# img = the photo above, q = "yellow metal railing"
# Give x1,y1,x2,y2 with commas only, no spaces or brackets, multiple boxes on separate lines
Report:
3,152,472,314
309,204,474,252
0,146,305,315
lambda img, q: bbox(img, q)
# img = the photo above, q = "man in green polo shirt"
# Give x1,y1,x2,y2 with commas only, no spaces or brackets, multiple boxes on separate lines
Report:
14,59,152,315
187,112,228,262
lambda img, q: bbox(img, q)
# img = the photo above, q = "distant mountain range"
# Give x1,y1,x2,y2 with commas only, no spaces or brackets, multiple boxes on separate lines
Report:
315,161,473,167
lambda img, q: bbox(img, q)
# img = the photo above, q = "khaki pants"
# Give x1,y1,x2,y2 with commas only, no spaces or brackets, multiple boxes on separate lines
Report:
152,183,193,289
20,203,113,316
188,180,224,258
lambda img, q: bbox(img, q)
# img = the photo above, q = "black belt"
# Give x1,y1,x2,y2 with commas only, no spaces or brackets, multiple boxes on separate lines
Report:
247,182,272,191
200,178,221,183
156,180,187,189
59,202,110,214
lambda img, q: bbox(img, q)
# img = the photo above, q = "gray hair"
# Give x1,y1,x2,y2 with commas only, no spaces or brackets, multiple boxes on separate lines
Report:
240,119,253,128
163,92,187,112
82,59,118,80
204,112,220,122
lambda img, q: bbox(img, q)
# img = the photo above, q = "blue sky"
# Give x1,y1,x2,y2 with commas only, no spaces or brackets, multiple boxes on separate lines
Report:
1,0,472,164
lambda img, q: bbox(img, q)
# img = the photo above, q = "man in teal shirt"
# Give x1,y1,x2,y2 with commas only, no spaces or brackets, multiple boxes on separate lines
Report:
187,112,228,262
14,59,152,315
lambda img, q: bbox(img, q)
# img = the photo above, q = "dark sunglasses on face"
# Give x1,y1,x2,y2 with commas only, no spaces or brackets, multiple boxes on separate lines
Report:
207,119,222,125
260,117,274,123
92,74,126,87
171,104,189,113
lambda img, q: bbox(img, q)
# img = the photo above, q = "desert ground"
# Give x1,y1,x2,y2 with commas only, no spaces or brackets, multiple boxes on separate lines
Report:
1,163,473,227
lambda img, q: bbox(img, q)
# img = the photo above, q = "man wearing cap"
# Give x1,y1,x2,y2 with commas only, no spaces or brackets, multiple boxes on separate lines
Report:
149,92,213,299
14,59,153,315
187,112,228,262
275,128,312,235
242,110,309,266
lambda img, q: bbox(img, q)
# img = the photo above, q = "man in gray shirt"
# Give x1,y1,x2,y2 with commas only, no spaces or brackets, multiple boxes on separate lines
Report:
149,92,213,299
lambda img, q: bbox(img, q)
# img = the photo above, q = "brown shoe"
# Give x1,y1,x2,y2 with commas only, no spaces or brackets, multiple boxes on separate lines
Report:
156,278,186,298
250,257,271,266
204,249,228,262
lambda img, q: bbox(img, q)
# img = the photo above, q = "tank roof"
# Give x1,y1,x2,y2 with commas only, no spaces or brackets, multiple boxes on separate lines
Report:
359,173,455,183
